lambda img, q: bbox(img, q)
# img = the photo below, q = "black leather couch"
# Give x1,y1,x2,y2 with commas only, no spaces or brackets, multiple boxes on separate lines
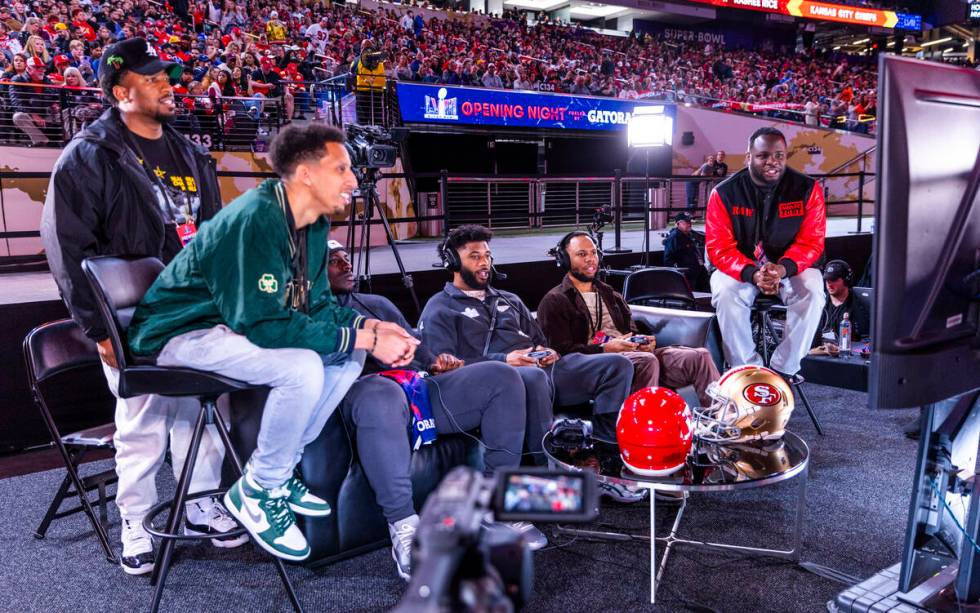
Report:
229,305,720,567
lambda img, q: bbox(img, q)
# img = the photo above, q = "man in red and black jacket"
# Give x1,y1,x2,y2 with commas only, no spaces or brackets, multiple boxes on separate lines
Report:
706,127,826,377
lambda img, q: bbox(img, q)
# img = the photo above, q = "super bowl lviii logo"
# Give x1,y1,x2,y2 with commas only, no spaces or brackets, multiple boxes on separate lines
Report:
424,87,459,120
743,383,782,406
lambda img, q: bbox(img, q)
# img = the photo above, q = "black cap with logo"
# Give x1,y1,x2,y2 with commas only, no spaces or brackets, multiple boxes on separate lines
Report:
102,37,182,82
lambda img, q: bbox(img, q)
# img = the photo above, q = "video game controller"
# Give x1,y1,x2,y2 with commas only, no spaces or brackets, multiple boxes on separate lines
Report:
628,335,650,345
527,350,553,359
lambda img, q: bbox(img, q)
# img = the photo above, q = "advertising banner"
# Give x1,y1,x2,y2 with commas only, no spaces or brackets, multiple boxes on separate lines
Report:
683,0,921,30
396,83,674,131
632,18,795,50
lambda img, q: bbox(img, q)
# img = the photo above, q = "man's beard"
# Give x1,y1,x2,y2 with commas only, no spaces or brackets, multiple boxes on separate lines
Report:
460,267,489,290
153,110,176,124
569,269,595,283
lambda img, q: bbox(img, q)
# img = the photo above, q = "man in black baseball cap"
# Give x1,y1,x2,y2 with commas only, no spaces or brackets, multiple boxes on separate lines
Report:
663,211,708,289
42,37,240,576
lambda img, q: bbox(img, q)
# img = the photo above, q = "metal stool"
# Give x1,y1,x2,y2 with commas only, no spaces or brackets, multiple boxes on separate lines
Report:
752,295,824,436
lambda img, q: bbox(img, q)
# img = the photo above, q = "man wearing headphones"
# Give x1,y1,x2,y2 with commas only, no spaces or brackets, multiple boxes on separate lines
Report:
816,259,870,344
419,225,642,503
325,240,546,580
537,232,720,406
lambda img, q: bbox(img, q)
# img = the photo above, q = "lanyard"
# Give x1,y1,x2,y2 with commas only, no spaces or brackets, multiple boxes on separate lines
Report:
275,181,309,313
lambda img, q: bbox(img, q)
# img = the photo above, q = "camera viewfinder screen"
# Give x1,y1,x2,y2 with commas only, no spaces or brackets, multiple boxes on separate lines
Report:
503,474,584,514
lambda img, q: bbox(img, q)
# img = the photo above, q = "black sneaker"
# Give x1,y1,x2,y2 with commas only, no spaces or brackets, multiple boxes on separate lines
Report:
120,518,155,576
184,497,249,548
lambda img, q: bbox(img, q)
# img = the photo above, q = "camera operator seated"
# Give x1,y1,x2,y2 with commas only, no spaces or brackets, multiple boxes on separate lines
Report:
663,213,709,291
811,259,870,350
538,231,720,407
326,241,547,580
418,225,643,503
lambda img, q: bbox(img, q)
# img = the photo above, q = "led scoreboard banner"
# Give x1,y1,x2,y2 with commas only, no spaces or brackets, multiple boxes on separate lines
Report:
686,0,921,29
397,83,675,131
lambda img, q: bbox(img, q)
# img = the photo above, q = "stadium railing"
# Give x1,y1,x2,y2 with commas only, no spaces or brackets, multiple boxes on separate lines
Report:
0,80,286,150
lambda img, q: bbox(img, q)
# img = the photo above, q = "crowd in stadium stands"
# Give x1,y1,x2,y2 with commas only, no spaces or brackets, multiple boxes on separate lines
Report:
0,0,897,146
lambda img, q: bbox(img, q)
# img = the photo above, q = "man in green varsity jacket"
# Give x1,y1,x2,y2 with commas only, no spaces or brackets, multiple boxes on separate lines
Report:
128,124,419,561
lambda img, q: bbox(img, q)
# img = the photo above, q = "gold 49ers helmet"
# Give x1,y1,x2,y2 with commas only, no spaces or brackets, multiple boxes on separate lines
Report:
695,365,794,444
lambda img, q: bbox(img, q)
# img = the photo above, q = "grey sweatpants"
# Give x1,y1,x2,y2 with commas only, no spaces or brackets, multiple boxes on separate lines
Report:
339,361,527,524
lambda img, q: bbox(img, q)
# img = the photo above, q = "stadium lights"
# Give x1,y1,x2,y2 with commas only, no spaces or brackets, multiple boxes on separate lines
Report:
921,37,953,47
628,106,672,148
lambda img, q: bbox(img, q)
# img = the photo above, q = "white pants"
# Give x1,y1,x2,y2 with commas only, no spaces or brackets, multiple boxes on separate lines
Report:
101,362,227,521
710,267,825,375
157,325,365,489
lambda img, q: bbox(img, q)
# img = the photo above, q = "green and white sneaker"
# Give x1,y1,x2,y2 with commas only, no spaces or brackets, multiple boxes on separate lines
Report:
224,474,310,561
282,476,331,517
242,463,331,517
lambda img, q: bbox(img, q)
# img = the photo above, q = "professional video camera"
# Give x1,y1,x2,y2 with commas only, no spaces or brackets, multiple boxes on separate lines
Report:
345,124,399,170
360,49,388,71
393,467,597,613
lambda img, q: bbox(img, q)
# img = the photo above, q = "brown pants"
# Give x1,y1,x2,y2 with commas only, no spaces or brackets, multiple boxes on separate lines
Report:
624,347,720,406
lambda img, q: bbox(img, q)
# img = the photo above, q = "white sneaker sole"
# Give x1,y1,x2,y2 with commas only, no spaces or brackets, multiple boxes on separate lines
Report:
288,502,332,517
391,547,410,581
222,490,310,562
120,561,154,576
184,526,250,548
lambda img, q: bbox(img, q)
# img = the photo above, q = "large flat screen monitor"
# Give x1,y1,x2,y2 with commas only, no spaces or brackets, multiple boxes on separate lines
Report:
870,55,980,410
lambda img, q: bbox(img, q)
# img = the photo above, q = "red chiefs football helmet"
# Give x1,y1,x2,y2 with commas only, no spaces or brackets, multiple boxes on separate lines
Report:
617,387,693,477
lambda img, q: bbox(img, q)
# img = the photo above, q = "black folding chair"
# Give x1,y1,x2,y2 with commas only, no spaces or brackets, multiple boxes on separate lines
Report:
81,255,303,613
623,267,696,310
23,319,118,563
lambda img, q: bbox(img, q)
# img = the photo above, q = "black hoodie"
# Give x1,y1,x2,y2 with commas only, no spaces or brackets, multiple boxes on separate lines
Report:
41,107,222,341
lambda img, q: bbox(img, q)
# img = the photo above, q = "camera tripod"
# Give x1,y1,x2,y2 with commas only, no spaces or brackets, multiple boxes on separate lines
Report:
344,167,420,315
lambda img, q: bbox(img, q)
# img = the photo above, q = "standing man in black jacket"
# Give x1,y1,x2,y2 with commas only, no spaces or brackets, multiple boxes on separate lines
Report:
40,38,244,577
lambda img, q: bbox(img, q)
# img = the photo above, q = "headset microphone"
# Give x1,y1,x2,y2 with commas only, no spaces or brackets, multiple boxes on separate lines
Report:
491,265,508,280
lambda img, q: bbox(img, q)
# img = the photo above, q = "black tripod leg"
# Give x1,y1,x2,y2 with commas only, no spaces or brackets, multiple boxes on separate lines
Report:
211,401,305,613
149,404,206,612
795,381,824,436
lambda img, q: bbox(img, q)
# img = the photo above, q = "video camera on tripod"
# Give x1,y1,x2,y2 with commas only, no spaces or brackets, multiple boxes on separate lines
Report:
393,467,597,613
345,124,399,170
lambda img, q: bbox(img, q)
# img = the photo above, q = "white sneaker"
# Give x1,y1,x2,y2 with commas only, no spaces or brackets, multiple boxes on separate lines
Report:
487,520,548,551
388,514,419,581
185,496,249,548
120,518,155,576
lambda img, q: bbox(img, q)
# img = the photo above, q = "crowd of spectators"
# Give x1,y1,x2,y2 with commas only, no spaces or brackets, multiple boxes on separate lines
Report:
1,0,893,146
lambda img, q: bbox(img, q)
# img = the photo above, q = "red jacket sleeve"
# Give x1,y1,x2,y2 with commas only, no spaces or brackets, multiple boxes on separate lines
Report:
705,188,755,281
779,182,826,277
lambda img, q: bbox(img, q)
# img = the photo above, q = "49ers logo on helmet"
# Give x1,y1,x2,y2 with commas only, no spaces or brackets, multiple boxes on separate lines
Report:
743,383,781,406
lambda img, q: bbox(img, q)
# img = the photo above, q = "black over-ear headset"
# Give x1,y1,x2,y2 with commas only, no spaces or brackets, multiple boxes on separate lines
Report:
551,231,602,270
438,239,462,272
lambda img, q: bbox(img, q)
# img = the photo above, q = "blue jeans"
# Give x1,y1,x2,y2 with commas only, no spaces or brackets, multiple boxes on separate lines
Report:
157,325,365,488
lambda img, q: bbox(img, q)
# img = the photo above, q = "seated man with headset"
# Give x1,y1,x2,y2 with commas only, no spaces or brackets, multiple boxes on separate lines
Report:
813,259,871,346
418,224,643,503
537,231,720,407
326,239,546,581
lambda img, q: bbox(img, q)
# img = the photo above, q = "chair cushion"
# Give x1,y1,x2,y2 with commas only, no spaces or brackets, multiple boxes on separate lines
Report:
62,423,115,447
